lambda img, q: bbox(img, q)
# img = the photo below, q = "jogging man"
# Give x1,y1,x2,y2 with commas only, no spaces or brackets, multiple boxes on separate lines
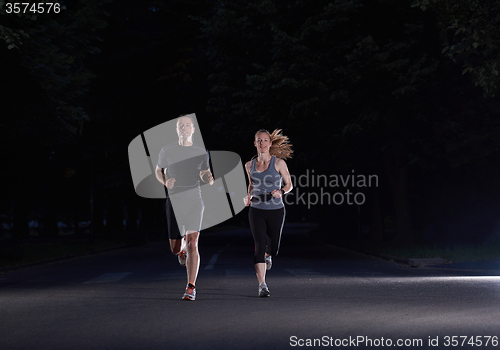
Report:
155,114,214,300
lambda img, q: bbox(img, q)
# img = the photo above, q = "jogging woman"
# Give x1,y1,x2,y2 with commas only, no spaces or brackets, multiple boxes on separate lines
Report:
244,129,293,297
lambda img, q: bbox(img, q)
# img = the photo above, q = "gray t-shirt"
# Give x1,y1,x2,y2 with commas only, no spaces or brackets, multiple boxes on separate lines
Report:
157,143,209,195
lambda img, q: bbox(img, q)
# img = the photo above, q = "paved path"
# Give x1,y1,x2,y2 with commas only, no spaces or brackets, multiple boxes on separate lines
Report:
1,223,500,349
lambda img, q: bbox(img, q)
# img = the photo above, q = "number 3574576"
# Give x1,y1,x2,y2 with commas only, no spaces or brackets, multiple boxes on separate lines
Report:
4,3,62,14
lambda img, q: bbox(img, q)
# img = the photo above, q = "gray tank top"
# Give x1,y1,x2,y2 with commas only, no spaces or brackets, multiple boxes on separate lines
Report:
250,156,284,210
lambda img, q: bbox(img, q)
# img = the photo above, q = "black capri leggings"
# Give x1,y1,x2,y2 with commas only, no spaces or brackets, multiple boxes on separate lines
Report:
249,207,285,264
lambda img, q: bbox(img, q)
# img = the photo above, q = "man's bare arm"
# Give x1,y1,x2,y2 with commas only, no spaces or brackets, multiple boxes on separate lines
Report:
155,165,175,189
155,165,166,185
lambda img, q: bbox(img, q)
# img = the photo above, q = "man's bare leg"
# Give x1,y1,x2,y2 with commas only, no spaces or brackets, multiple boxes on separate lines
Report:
185,230,200,285
169,239,182,255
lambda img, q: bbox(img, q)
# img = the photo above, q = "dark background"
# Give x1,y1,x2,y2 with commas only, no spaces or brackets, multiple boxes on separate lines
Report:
1,0,500,251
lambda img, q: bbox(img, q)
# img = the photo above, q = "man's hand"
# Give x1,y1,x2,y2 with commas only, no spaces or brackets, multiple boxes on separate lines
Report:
165,178,176,189
200,170,214,185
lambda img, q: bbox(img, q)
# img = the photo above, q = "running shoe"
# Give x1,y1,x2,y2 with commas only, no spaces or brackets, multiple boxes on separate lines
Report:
265,255,272,270
258,282,270,297
177,250,187,266
182,283,196,301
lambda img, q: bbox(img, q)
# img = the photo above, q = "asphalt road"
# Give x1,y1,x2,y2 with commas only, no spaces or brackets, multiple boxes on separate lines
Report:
1,223,500,350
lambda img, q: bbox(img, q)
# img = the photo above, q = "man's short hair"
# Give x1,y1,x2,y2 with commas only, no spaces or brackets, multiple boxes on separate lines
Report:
177,114,194,125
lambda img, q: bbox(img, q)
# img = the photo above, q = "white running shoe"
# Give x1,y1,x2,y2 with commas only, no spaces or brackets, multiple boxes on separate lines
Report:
265,255,272,270
177,250,187,266
177,236,187,266
258,282,270,297
182,283,196,301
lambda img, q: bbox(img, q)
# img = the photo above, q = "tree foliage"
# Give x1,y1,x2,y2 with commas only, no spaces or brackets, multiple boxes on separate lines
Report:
412,0,500,97
1,0,110,144
200,0,500,243
1,0,110,237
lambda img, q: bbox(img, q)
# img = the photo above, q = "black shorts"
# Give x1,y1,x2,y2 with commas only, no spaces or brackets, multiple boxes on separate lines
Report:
166,189,205,239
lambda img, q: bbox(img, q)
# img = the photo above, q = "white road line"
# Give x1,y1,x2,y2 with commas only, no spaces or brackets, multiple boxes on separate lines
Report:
204,245,229,270
204,253,220,270
84,272,132,284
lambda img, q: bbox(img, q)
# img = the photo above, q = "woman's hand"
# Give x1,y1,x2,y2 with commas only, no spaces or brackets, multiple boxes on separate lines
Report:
271,189,282,198
243,193,252,206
